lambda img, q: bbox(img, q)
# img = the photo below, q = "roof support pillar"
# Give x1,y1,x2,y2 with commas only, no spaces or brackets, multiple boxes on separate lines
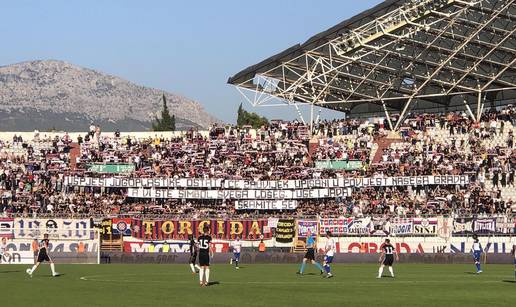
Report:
381,100,394,131
294,104,306,125
462,97,476,122
476,91,483,122
310,103,314,136
393,97,413,130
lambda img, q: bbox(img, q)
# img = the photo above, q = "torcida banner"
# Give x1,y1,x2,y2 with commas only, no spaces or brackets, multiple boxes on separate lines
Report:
130,219,271,241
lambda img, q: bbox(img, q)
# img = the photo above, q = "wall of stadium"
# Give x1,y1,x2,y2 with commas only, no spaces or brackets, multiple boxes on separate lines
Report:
120,236,515,254
3,217,515,264
114,235,516,264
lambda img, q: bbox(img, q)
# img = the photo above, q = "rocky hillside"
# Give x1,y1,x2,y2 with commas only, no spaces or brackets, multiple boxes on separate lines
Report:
0,60,218,131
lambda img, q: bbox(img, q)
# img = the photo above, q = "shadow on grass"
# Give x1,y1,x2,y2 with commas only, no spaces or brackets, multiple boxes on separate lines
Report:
207,281,220,286
0,270,21,273
37,273,65,278
502,280,516,283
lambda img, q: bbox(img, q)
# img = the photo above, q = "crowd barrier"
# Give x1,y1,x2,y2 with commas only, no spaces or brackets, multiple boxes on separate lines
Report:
1,216,515,266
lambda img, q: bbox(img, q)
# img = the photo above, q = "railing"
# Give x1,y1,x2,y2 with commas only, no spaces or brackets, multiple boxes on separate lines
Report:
4,212,515,219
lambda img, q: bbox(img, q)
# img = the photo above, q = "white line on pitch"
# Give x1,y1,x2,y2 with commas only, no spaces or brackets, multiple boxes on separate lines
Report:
79,276,510,285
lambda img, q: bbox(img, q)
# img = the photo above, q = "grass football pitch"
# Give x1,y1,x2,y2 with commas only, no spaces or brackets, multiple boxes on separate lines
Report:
1,263,516,306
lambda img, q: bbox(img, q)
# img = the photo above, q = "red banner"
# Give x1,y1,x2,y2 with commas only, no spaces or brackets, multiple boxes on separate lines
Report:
130,219,270,241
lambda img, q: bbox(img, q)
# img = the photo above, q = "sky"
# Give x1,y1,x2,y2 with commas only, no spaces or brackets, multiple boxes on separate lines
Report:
0,0,384,124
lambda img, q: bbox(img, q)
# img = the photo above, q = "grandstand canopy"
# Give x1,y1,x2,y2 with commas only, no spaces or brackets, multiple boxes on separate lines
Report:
228,0,516,129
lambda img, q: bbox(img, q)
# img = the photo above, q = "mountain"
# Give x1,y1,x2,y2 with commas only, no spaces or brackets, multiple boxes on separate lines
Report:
0,60,219,131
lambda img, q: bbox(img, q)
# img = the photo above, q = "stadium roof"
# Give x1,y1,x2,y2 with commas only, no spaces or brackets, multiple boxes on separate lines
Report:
228,0,516,129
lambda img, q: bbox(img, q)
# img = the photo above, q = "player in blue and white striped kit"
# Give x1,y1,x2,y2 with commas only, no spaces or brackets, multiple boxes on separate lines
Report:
323,231,336,278
471,234,483,274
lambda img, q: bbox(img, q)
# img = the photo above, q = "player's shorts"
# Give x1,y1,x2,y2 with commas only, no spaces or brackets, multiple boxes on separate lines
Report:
324,255,334,264
199,252,210,266
383,254,394,266
234,252,240,261
37,250,51,263
304,248,315,261
189,252,197,264
473,251,481,262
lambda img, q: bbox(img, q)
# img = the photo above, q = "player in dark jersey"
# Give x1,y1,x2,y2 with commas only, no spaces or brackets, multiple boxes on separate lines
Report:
197,226,213,286
188,234,201,274
26,233,59,277
377,238,399,278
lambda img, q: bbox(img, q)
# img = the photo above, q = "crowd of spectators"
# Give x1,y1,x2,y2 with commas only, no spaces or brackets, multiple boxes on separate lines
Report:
0,105,514,218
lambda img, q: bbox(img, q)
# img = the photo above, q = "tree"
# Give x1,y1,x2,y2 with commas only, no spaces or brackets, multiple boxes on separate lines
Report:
152,94,176,131
236,103,268,128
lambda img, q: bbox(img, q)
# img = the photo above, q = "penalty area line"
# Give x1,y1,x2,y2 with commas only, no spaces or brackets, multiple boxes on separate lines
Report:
78,276,506,285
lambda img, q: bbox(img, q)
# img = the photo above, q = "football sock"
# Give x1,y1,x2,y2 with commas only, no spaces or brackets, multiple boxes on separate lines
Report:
205,268,210,283
195,264,201,270
50,263,56,275
325,264,331,273
199,268,205,283
476,263,481,271
30,264,38,273
388,266,394,276
190,263,196,273
314,262,324,271
300,262,306,273
378,265,384,277
235,260,239,267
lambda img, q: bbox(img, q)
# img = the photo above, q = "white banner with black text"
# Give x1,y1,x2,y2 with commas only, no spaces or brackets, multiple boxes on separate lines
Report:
234,200,298,210
127,188,351,199
65,175,469,189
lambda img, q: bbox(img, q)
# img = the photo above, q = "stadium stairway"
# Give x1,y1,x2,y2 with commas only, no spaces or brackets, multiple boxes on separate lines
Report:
372,138,399,164
69,142,80,170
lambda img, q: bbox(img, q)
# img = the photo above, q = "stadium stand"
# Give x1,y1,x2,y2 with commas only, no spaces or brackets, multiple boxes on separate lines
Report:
1,105,514,218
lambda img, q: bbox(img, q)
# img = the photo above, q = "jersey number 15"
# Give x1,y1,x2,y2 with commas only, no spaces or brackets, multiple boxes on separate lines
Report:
199,239,210,249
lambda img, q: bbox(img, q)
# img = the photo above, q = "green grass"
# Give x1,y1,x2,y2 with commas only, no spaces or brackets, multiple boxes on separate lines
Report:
1,263,516,306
